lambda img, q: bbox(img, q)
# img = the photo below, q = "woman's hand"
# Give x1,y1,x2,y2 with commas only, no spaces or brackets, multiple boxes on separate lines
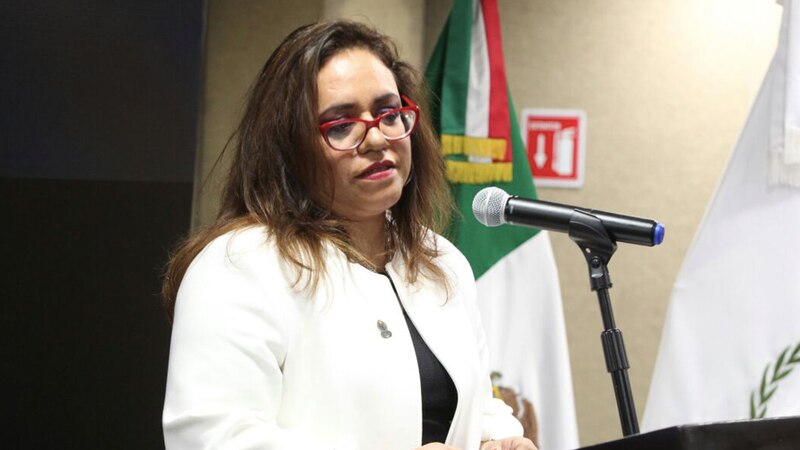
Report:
480,437,537,450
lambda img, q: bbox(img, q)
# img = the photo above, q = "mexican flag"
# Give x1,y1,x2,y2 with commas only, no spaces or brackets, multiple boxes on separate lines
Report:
643,0,800,430
425,1,578,448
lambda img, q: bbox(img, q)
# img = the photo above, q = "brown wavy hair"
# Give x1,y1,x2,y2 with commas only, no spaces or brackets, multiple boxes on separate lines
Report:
162,21,454,319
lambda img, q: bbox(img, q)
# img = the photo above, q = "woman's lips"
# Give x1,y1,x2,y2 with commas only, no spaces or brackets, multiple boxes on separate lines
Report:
357,161,396,180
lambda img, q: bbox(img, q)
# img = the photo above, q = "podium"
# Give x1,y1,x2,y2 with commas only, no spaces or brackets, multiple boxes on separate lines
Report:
577,416,800,450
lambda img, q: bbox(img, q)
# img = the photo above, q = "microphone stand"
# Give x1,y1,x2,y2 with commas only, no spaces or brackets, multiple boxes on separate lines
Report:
568,209,640,437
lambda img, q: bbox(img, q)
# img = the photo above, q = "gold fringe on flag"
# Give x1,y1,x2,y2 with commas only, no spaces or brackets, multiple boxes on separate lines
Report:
441,134,513,184
441,134,507,160
446,160,513,184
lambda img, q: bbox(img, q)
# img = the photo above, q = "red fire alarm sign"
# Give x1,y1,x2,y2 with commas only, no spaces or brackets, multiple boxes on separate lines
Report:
521,108,586,188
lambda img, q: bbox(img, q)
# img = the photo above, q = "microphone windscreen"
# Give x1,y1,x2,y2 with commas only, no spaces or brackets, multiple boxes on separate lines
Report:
472,187,510,227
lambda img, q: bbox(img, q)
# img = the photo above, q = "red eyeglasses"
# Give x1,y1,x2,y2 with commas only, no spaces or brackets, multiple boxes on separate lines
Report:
319,95,419,151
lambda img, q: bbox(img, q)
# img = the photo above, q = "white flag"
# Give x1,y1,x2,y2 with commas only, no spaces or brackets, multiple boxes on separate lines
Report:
643,0,800,430
476,234,579,450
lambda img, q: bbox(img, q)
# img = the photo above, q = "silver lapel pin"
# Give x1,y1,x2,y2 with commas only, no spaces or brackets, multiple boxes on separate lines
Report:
377,320,392,338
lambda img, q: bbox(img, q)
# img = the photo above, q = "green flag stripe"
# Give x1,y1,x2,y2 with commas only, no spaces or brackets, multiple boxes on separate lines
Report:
425,13,449,134
439,0,472,136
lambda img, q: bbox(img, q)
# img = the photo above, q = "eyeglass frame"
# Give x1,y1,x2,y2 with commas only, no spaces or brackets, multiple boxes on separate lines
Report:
318,95,420,151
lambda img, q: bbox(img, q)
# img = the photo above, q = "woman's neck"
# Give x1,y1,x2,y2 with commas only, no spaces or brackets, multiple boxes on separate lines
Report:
345,215,388,272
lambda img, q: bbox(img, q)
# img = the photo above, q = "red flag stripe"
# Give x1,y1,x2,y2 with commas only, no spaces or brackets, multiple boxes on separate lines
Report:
481,0,511,161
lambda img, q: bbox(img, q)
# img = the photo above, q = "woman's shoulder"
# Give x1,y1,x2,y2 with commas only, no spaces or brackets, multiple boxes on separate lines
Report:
186,224,282,282
171,225,299,356
428,231,474,279
429,231,457,253
174,224,301,317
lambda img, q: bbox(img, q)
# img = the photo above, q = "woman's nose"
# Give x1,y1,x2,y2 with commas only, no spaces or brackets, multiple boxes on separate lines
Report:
357,125,388,153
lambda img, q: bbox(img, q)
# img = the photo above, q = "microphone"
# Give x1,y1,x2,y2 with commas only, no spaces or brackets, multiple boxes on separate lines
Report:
472,187,665,246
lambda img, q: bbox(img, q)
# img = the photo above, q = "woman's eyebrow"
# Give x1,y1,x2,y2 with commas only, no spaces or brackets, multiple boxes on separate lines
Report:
319,102,356,118
318,93,401,118
373,93,400,105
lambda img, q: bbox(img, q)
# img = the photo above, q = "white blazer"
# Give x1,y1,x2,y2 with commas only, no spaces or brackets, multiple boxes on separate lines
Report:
163,226,522,450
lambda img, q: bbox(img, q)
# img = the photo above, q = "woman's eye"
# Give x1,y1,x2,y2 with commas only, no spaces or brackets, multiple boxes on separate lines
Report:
380,111,401,125
327,122,357,138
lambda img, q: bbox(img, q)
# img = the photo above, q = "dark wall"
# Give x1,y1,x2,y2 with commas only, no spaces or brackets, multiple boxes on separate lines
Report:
0,1,205,448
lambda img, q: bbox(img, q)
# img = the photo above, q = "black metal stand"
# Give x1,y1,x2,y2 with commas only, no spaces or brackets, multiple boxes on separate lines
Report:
568,209,640,437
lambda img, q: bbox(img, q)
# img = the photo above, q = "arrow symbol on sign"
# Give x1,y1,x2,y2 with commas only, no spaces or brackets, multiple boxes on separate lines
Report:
534,133,548,169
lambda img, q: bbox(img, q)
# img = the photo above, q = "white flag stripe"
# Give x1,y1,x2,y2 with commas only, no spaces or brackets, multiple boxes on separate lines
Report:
783,0,800,162
769,0,800,182
466,0,490,139
477,232,579,450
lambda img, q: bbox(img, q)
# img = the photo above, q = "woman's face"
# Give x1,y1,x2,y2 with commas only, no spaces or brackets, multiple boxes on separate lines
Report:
316,48,412,223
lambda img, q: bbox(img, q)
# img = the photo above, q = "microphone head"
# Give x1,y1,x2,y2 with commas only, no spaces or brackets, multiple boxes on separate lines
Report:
472,187,510,227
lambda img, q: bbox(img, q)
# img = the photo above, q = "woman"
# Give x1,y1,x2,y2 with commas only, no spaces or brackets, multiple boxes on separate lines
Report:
162,20,536,450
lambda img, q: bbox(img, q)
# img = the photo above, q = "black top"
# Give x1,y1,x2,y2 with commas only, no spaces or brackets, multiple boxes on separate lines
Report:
384,273,459,445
